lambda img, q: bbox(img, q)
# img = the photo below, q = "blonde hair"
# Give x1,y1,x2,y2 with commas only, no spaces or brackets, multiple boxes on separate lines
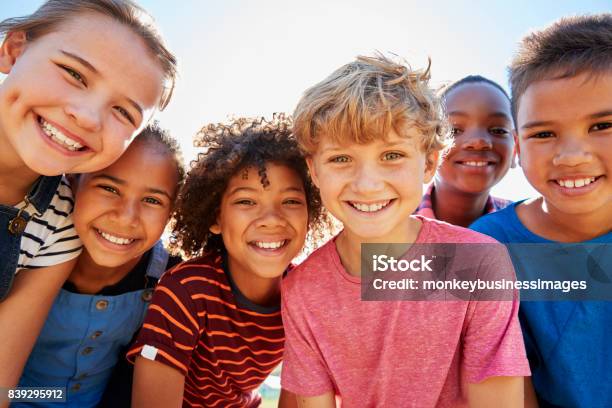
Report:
293,53,449,155
0,0,177,110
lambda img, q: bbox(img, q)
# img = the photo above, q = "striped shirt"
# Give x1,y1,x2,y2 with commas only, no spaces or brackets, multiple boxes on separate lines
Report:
128,253,284,408
415,184,511,220
17,176,82,271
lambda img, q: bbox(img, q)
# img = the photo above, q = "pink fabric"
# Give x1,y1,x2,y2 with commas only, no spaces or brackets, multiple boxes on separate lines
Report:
281,216,530,407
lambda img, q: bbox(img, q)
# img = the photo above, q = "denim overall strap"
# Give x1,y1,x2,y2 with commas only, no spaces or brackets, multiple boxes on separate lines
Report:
0,176,62,301
145,240,170,281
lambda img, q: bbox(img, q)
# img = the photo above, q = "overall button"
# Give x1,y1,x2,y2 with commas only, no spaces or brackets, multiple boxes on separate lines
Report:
96,300,109,310
71,383,81,392
75,373,88,380
81,347,94,356
141,289,153,302
91,331,103,340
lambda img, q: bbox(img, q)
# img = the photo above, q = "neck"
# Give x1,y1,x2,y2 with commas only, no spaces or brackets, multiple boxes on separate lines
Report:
517,197,612,242
69,250,142,294
336,217,422,277
227,257,281,307
432,182,490,227
0,158,41,207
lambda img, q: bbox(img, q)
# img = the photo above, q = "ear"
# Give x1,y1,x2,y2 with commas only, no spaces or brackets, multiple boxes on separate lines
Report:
423,150,440,184
209,221,221,235
0,31,28,74
305,156,320,189
512,130,521,167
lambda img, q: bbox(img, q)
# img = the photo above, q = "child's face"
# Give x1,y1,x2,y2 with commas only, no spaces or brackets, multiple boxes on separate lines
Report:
0,12,165,176
308,128,437,242
211,163,309,280
437,83,514,194
516,72,612,218
73,141,178,268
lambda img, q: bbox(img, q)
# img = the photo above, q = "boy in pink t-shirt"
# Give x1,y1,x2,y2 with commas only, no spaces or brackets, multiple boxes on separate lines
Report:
281,54,530,407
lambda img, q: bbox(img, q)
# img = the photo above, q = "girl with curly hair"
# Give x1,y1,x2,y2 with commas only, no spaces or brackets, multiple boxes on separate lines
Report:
128,115,327,408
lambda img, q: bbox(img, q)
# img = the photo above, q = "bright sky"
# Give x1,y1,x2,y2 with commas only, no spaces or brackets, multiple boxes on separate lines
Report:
2,0,610,200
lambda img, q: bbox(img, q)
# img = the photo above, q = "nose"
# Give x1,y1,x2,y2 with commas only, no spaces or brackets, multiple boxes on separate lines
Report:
110,198,140,228
553,137,592,167
351,163,385,195
461,128,493,150
64,98,103,132
255,203,288,229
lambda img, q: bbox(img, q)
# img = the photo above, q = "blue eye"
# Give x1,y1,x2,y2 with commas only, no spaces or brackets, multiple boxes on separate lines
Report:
330,155,351,163
60,65,86,85
382,151,404,161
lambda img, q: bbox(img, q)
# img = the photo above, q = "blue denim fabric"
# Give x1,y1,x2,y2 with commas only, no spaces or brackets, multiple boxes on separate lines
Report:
15,241,169,408
0,176,62,301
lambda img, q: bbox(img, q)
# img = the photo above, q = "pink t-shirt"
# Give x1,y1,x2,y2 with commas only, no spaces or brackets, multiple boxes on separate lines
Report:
281,216,530,407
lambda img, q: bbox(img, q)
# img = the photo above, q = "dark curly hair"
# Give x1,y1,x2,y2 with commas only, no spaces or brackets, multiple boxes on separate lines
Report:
170,114,329,258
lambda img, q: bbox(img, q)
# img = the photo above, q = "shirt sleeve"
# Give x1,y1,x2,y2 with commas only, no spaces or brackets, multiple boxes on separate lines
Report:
127,270,200,376
280,278,335,397
26,179,82,268
461,245,531,382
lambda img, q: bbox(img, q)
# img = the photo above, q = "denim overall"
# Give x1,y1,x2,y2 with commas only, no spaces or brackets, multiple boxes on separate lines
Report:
0,176,62,301
14,241,169,408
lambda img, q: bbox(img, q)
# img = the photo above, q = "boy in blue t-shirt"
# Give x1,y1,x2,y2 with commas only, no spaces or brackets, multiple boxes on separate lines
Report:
471,14,612,408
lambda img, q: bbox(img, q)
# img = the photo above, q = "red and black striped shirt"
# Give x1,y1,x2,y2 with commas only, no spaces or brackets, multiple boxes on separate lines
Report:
128,253,284,407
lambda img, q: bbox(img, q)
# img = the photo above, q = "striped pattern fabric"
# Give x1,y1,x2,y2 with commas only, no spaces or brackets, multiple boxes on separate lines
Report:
415,184,511,220
128,254,284,408
17,176,82,270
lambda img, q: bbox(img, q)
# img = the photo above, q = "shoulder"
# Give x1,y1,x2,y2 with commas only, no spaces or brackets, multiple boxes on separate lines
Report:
283,238,338,292
469,202,522,242
158,252,229,294
418,216,499,244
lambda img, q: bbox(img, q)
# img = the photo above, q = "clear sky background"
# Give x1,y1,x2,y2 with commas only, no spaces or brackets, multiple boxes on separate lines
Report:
2,1,610,200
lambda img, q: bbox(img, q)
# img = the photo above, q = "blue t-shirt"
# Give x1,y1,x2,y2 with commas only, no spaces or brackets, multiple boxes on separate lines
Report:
471,201,612,408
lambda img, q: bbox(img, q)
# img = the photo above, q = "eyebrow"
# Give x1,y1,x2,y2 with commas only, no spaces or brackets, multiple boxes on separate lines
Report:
227,186,305,196
448,111,512,121
589,110,612,119
91,174,173,199
520,120,555,130
60,50,143,117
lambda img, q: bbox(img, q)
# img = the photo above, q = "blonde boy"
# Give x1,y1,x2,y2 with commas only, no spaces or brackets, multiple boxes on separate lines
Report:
281,54,530,407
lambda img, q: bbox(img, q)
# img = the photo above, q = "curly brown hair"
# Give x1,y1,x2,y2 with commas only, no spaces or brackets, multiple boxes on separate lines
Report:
170,114,329,258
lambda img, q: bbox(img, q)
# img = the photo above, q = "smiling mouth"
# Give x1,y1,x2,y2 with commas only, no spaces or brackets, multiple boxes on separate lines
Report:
348,199,393,213
457,160,494,167
96,228,135,245
38,116,86,152
249,240,288,251
554,176,600,189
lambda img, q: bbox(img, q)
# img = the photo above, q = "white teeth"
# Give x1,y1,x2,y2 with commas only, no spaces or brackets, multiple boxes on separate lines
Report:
253,240,285,249
464,161,488,167
556,177,596,189
98,230,134,245
39,118,84,151
350,200,390,212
